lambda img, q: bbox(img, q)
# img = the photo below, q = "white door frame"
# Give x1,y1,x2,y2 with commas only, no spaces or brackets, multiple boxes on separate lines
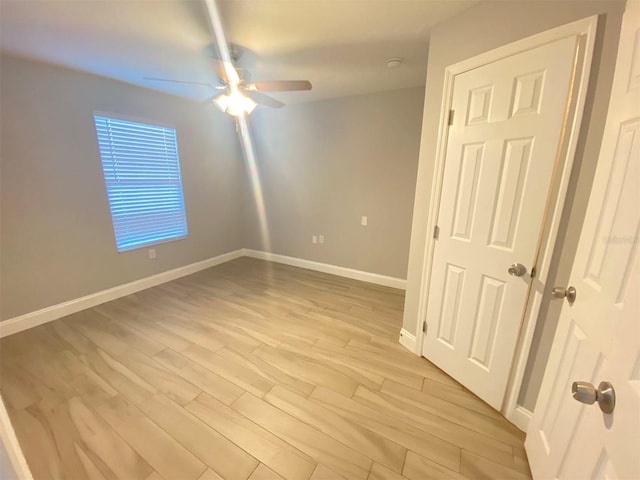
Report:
412,16,598,430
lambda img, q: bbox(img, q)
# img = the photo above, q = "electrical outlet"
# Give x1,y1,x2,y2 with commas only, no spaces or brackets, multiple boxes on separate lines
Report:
319,235,325,244
361,216,368,226
312,235,318,244
148,248,156,259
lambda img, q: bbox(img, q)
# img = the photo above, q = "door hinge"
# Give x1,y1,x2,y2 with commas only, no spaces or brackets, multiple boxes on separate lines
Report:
422,321,428,333
448,109,454,126
433,225,440,239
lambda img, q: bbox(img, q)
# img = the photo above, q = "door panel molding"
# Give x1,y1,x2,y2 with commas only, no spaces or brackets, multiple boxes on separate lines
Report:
412,15,598,430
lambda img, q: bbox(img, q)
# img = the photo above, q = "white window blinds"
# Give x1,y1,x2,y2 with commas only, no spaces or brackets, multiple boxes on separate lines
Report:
94,115,188,252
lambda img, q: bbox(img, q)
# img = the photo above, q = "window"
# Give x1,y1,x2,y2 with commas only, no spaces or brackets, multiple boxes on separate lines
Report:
94,114,188,252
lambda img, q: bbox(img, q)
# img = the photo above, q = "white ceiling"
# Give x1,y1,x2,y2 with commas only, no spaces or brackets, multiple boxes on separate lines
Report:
0,0,478,105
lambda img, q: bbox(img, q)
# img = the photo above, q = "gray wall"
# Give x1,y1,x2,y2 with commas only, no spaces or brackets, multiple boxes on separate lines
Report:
402,0,625,411
1,56,424,321
0,54,246,320
244,87,424,280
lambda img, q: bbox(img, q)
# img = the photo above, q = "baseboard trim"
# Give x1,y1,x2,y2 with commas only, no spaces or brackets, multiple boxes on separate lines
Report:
243,249,406,290
510,405,533,432
399,328,419,355
1,248,406,338
0,249,244,338
0,395,32,479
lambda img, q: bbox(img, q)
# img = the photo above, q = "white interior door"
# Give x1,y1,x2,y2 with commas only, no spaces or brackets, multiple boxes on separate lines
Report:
422,35,579,409
526,3,640,478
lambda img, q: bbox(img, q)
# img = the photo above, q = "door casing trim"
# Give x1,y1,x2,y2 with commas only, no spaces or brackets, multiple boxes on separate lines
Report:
413,15,598,430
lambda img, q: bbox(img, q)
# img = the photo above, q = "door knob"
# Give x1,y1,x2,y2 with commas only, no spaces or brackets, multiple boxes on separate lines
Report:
552,286,576,303
508,263,527,277
571,381,615,414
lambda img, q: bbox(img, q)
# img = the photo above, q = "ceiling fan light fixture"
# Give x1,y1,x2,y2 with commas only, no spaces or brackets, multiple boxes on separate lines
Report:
242,95,258,114
213,93,231,112
213,91,257,116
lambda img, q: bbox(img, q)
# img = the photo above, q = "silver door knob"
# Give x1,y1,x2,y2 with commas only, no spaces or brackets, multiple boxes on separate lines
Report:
508,263,527,277
571,381,615,414
552,286,576,303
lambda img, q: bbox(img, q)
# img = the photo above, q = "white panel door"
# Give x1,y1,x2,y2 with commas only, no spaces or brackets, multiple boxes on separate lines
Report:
526,3,640,478
422,36,579,409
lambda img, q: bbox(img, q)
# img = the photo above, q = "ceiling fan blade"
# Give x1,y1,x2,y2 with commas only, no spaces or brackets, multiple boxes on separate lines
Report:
246,80,312,92
144,77,219,87
244,90,285,109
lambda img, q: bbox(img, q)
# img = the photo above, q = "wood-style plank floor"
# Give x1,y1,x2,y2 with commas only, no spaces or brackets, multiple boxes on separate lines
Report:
0,257,532,480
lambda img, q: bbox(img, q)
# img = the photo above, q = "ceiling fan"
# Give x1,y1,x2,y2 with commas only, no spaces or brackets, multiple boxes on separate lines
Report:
146,48,312,116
